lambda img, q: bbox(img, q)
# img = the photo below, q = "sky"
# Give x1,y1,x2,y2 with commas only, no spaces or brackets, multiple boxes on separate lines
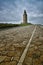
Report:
0,0,43,24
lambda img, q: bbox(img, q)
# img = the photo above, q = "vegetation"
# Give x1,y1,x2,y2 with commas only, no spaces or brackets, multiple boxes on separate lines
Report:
19,23,32,26
0,23,19,28
0,23,32,29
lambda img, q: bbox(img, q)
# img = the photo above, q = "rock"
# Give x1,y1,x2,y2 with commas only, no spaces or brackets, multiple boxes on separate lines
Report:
7,51,15,57
11,57,14,61
40,55,43,62
35,42,42,46
4,56,11,62
2,51,8,55
0,56,6,63
39,45,43,52
39,37,43,40
23,57,32,65
13,57,19,61
0,47,5,51
29,47,34,52
0,61,17,65
33,59,41,65
34,46,38,50
23,41,27,45
32,51,40,59
39,45,43,49
29,44,35,48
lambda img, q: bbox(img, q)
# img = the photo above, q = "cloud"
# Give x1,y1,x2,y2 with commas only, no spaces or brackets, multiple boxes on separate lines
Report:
0,0,43,24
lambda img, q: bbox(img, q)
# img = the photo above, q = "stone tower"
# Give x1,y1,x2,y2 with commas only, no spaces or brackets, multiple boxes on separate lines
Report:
23,10,27,24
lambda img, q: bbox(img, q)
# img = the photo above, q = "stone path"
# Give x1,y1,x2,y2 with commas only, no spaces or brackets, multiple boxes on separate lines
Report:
0,25,35,65
17,26,37,65
0,25,43,65
23,25,43,65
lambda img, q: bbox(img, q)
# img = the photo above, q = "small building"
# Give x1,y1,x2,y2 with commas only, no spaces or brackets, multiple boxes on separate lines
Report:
23,10,27,24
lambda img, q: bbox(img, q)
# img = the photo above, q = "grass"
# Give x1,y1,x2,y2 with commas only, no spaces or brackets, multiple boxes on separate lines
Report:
19,23,32,26
0,23,32,29
0,23,19,28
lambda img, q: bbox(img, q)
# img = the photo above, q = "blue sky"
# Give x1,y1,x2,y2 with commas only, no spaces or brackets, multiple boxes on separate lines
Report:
0,0,43,24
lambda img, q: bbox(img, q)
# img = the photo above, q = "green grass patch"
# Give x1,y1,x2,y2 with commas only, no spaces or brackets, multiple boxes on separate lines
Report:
0,23,32,29
19,23,32,26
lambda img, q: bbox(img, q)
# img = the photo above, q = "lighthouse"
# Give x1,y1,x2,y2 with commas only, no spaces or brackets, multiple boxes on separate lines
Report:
23,10,27,24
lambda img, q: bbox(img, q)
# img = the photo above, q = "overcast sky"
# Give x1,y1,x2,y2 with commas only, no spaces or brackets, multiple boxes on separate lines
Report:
0,0,43,24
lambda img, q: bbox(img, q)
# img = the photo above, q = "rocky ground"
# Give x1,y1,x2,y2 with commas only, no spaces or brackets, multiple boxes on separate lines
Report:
23,25,43,65
0,25,35,65
0,25,43,65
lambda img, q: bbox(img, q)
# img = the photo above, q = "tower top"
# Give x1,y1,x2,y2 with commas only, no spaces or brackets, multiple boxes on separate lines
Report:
24,10,27,14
